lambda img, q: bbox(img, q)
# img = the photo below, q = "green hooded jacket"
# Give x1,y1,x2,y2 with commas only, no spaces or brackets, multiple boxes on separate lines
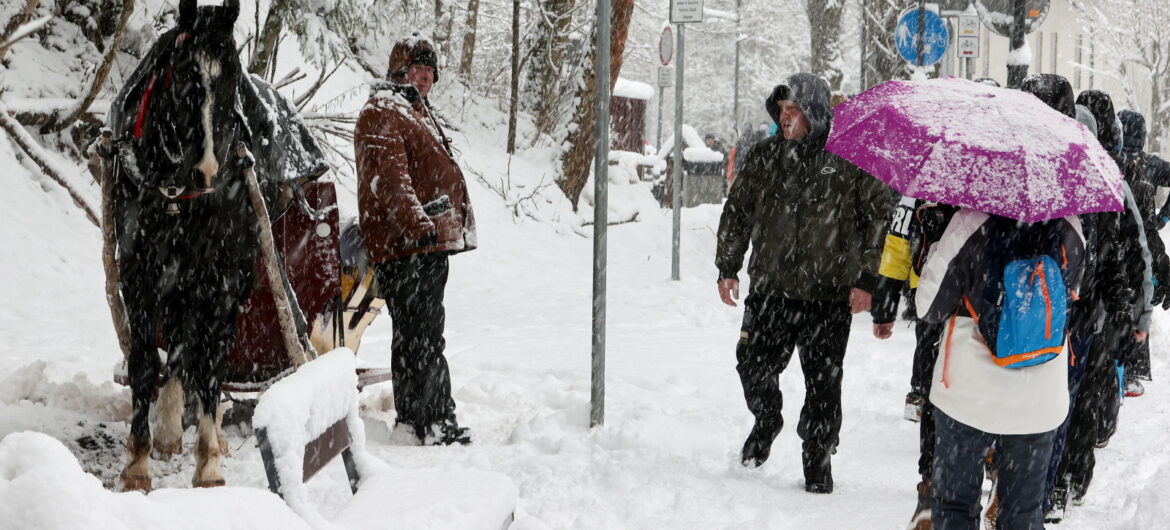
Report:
715,73,891,301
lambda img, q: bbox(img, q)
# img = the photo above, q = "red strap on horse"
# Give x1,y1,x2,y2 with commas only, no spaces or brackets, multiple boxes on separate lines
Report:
133,73,158,139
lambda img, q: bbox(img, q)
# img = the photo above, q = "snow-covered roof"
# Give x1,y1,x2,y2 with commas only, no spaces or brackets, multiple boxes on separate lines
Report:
614,78,655,100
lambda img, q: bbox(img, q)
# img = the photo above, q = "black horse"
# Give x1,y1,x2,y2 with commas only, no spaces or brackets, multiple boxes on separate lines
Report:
110,0,257,490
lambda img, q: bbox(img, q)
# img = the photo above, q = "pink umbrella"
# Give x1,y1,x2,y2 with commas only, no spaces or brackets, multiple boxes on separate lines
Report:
826,77,1124,222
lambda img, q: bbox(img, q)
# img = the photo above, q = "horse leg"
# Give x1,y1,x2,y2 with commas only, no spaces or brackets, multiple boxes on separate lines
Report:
189,299,234,488
121,306,159,492
216,400,231,457
152,377,185,460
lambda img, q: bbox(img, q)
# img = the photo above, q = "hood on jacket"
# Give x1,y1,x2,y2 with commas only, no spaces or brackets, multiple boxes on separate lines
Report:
1076,90,1121,151
1118,110,1146,152
1075,104,1099,138
765,73,832,145
1021,74,1075,118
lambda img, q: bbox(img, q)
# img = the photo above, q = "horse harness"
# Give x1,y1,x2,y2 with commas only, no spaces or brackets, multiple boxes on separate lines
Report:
105,31,247,215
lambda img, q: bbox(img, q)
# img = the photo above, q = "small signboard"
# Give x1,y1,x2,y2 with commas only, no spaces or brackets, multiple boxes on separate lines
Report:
895,8,950,66
659,26,674,65
958,15,980,37
957,36,980,58
658,66,674,87
670,0,704,24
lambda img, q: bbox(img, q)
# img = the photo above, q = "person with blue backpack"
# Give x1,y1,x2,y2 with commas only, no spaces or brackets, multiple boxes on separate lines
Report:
915,208,1086,530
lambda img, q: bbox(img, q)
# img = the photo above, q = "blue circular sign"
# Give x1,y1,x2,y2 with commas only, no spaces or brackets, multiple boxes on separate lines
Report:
895,8,949,66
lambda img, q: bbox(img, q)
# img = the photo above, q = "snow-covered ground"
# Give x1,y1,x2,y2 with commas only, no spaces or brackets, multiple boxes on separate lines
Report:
5,106,1170,527
3,8,1170,526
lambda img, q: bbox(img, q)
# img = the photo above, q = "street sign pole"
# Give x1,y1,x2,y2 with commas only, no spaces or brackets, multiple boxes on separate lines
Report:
591,0,611,428
1007,0,1027,87
916,0,926,69
669,0,702,282
671,23,684,282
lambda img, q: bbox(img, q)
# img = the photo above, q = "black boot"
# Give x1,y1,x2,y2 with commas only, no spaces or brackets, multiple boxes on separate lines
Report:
1045,482,1068,524
740,419,780,468
803,448,833,494
419,419,473,446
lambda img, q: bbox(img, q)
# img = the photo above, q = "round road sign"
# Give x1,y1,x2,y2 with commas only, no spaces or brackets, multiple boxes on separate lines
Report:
659,26,674,66
975,0,1050,37
895,8,949,66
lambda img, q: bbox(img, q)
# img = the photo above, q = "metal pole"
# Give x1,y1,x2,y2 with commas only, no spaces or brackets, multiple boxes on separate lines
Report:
1006,0,1027,88
591,0,610,428
965,57,974,80
733,0,741,139
915,0,926,68
671,24,684,282
859,0,868,90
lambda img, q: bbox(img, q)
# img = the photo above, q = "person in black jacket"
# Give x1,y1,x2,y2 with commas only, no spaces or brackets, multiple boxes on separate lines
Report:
1048,90,1154,518
1117,109,1170,396
716,73,891,494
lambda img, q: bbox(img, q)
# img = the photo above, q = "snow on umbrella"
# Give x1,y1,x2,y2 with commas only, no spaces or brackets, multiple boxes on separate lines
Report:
825,77,1124,223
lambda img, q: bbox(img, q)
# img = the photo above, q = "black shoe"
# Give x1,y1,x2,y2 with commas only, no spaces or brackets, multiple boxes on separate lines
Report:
740,420,780,468
1069,480,1089,507
420,420,473,446
1044,484,1068,524
803,449,833,494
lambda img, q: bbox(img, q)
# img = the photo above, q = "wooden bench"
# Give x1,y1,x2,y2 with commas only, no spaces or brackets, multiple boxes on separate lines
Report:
253,349,516,529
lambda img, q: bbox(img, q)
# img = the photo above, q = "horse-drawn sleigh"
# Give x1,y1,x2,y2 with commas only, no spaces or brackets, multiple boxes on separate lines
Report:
91,0,388,492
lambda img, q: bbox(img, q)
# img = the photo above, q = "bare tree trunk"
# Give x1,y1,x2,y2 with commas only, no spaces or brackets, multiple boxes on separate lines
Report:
862,0,903,89
1,104,100,227
506,0,519,154
250,2,286,76
525,0,576,140
1151,77,1168,154
557,0,634,209
40,0,135,134
457,0,480,79
808,0,845,90
433,0,454,61
0,0,43,62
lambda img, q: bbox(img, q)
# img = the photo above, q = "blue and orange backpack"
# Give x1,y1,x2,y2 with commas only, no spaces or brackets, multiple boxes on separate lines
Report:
966,217,1075,368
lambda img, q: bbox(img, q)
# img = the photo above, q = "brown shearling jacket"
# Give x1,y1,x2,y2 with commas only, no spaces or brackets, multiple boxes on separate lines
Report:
355,85,476,263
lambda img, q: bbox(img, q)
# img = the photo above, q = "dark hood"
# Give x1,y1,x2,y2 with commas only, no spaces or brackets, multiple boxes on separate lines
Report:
1020,74,1075,118
1076,90,1121,151
764,73,832,146
1118,110,1146,152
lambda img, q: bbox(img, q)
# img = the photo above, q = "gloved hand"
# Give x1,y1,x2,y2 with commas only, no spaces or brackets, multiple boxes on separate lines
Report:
1154,276,1170,310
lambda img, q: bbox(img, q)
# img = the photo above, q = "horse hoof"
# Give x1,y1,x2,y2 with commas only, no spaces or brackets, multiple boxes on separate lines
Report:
121,471,152,493
193,478,226,488
152,441,182,461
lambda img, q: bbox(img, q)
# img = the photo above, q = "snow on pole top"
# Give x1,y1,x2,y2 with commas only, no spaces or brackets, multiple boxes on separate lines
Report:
614,78,655,100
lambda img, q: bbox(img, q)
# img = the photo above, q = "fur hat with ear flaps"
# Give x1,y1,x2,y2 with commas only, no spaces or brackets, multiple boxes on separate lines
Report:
387,34,439,83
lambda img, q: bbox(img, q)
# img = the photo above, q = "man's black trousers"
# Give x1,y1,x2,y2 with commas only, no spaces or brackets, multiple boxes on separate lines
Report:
736,294,852,455
374,252,456,428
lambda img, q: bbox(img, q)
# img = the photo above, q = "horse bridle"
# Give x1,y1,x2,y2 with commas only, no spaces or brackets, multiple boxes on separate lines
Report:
114,32,247,215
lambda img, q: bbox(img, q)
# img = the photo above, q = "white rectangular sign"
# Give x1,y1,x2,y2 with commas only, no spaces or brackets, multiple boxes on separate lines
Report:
670,0,704,23
957,35,980,58
958,15,980,37
658,66,674,87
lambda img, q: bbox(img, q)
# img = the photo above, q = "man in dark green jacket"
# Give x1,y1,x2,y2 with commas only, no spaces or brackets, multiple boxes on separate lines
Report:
715,73,890,494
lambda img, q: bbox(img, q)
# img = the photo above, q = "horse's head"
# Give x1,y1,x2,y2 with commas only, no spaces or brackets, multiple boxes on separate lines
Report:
135,0,242,196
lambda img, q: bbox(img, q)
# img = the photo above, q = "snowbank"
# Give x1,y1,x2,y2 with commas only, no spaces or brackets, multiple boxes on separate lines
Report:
0,431,310,530
614,78,655,101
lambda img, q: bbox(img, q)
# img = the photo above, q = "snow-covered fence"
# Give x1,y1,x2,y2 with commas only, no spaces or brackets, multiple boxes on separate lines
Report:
252,348,517,530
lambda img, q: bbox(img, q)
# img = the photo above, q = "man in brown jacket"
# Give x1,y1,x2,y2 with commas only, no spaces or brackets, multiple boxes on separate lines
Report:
355,36,476,445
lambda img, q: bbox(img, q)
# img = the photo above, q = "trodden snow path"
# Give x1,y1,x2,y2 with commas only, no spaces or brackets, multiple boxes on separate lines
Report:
4,134,1170,529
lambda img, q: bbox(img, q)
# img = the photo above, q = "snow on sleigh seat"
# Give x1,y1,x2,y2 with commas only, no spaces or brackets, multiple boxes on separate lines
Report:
253,349,516,530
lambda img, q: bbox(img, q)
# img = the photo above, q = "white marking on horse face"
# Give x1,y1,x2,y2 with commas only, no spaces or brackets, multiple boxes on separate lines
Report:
195,52,219,185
